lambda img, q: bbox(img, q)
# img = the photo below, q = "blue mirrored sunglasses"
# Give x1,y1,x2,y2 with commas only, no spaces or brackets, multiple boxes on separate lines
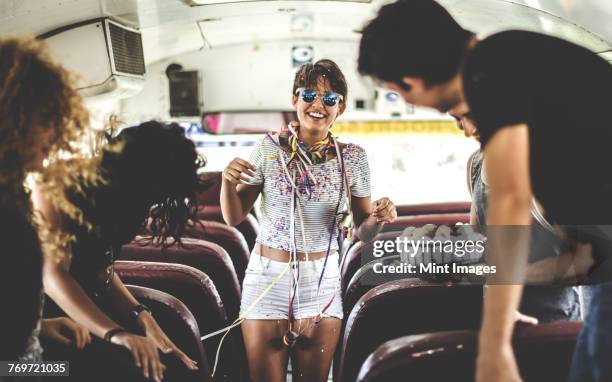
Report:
296,88,343,107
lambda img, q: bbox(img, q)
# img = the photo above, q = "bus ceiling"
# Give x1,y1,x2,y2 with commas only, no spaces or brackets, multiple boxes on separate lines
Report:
1,0,611,113
2,1,611,62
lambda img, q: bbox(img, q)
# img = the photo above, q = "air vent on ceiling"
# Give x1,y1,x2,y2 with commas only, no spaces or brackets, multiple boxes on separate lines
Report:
107,20,145,76
43,18,146,99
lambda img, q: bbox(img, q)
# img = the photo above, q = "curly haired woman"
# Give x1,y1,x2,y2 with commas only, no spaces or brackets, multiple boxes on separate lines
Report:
0,37,94,365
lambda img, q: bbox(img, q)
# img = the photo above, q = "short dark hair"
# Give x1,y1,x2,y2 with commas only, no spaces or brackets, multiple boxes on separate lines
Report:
292,59,348,100
358,0,474,87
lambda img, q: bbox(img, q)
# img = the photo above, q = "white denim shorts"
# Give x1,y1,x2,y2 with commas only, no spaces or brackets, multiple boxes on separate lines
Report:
240,251,343,320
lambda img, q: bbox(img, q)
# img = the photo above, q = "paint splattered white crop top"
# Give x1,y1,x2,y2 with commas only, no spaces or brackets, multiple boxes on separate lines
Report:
246,134,371,253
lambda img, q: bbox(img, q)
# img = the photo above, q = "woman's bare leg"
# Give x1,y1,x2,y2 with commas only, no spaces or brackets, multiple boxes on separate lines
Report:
242,319,290,382
291,317,342,382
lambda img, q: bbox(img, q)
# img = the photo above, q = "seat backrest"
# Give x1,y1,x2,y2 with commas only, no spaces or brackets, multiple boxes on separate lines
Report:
121,237,241,320
336,279,483,382
116,261,250,381
183,220,249,284
115,261,226,334
344,255,404,317
396,202,471,217
126,285,210,381
381,213,470,233
341,231,402,295
196,205,259,251
114,261,226,369
197,172,222,206
357,321,582,382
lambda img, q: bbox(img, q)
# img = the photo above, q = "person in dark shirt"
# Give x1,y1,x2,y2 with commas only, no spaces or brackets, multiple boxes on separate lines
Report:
358,1,612,381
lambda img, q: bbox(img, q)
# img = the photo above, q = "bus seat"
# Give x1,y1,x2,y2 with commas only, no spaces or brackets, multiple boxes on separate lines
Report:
121,237,241,320
183,220,250,284
357,321,582,382
339,234,358,262
197,172,222,206
333,252,403,382
381,213,470,233
335,279,482,382
341,231,403,296
196,205,259,251
396,202,471,217
344,255,405,317
126,285,211,381
114,262,226,367
116,261,249,381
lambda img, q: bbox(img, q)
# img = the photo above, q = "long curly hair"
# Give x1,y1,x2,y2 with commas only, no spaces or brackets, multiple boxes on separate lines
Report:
80,120,209,248
0,37,90,187
0,37,101,260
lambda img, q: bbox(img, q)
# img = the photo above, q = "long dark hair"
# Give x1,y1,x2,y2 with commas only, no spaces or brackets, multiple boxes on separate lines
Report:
78,120,209,247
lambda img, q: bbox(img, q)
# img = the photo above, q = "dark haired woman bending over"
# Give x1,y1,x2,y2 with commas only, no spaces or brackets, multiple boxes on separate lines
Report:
37,121,207,381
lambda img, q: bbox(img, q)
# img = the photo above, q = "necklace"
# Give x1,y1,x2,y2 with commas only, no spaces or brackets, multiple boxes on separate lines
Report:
278,124,336,165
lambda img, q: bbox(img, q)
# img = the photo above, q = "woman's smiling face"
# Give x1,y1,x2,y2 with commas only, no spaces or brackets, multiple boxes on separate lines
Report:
292,76,345,135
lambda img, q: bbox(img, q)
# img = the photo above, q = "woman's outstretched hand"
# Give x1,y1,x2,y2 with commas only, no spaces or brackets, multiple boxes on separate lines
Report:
371,197,397,224
139,313,199,371
110,331,166,381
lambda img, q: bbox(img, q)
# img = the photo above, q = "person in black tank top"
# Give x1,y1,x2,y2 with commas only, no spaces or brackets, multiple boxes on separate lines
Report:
457,112,585,323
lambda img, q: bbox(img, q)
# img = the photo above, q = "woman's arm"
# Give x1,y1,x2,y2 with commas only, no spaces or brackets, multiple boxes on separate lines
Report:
32,182,124,338
220,157,261,226
33,183,167,381
43,260,122,338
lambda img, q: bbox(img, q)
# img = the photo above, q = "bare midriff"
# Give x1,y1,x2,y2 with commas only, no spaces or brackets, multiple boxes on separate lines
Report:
255,243,333,262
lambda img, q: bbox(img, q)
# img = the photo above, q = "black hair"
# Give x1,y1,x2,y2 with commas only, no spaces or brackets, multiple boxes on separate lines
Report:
293,59,348,100
77,120,209,247
358,0,474,88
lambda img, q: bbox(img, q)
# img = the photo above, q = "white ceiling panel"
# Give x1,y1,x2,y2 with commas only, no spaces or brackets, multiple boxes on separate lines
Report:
1,0,612,66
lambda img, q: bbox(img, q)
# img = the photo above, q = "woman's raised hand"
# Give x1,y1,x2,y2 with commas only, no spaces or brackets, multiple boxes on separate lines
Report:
371,197,397,224
223,158,256,185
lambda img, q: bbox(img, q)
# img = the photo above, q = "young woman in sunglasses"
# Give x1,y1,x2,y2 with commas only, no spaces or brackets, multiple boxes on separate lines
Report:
220,59,397,382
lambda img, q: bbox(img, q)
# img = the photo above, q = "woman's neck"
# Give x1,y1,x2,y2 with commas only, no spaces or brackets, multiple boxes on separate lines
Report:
297,128,329,147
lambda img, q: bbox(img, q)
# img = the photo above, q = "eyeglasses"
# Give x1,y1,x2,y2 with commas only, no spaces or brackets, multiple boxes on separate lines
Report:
295,88,344,107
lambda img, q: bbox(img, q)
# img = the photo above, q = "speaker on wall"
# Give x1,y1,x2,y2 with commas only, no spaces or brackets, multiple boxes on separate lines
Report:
167,64,200,117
